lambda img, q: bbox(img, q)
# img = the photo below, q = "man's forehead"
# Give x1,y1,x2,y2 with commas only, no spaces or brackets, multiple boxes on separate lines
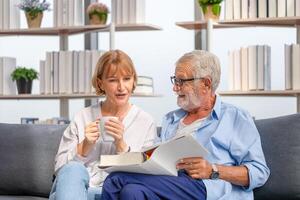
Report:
175,63,195,75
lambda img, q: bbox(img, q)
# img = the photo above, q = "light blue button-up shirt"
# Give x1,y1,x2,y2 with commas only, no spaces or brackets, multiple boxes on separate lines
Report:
159,96,270,200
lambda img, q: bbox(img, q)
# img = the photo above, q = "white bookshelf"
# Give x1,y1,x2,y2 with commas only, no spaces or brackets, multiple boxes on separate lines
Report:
176,16,300,112
0,1,162,119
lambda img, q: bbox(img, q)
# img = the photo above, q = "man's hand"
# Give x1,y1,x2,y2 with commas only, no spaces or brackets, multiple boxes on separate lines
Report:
176,157,212,179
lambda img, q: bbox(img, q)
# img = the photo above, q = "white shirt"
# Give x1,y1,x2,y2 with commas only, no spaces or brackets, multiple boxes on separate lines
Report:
54,102,157,187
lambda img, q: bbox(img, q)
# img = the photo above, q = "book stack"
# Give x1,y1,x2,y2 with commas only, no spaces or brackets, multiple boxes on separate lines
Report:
0,0,20,30
0,57,16,95
112,0,145,24
228,45,271,91
134,76,154,95
224,0,298,20
53,0,84,27
285,44,300,90
40,50,105,95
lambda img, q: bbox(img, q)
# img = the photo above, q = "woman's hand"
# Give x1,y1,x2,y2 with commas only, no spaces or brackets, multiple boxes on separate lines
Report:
176,157,212,179
77,119,100,157
104,118,128,153
84,119,100,144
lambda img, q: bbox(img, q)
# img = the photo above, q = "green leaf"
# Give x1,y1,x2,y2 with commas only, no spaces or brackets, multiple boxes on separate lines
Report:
11,67,39,81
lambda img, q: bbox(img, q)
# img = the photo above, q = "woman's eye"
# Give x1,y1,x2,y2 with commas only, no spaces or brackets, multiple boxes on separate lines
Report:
124,77,131,81
108,79,117,82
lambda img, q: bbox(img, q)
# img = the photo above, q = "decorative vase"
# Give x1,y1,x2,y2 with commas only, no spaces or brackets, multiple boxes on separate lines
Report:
89,12,108,25
16,78,33,94
25,11,43,28
201,4,221,21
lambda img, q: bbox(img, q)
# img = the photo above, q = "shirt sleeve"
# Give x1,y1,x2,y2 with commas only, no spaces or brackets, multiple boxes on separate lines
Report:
54,121,91,174
142,121,160,148
230,111,270,191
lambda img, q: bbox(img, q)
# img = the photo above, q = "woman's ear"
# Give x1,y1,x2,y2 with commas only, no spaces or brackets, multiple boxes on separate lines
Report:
97,78,104,90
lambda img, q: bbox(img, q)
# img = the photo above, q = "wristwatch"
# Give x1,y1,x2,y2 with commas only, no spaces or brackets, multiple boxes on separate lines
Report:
210,164,219,180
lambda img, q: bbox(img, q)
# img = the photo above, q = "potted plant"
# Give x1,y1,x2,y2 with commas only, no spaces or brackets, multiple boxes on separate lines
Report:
17,0,51,28
198,0,223,21
11,67,38,94
87,2,109,25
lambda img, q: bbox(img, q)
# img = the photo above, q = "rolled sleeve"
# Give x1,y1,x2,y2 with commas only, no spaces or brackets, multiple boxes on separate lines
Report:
231,111,270,191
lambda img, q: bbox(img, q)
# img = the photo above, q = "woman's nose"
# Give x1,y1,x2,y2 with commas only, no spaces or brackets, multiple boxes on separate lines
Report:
118,80,125,90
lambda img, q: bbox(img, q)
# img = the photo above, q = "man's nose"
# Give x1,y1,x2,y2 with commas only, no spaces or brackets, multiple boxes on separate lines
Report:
173,84,180,92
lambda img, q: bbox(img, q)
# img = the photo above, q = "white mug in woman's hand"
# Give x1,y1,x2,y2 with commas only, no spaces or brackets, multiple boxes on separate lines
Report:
99,116,118,142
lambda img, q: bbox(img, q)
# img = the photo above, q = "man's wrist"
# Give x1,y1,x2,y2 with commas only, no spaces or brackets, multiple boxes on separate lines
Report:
210,164,220,180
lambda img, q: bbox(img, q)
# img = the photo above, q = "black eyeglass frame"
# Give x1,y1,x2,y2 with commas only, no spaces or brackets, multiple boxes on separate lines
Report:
170,76,204,86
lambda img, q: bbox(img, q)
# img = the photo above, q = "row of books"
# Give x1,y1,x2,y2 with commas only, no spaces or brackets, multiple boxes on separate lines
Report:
0,0,20,30
134,76,154,95
228,45,271,91
53,0,84,27
21,117,70,124
285,44,300,90
40,50,105,95
224,0,299,20
112,0,145,24
0,57,16,95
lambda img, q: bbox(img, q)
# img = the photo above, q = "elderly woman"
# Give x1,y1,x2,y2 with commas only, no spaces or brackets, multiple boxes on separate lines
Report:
101,50,270,200
49,50,157,200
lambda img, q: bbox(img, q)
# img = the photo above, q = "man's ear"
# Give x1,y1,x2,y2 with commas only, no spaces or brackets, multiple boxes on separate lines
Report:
203,77,212,89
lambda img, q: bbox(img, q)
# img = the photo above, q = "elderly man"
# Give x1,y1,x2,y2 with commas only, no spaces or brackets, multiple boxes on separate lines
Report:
100,50,270,200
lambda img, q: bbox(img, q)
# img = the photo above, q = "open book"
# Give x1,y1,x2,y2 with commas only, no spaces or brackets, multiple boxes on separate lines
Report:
99,135,209,176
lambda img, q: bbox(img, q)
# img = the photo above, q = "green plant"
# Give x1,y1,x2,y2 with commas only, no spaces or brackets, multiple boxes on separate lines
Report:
11,67,39,81
17,0,51,19
198,0,223,16
87,2,109,20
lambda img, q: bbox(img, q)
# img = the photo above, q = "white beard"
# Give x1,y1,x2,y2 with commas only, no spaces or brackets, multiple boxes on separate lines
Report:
177,91,203,111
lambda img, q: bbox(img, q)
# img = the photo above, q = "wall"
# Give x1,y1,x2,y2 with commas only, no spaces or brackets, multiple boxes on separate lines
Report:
0,0,296,124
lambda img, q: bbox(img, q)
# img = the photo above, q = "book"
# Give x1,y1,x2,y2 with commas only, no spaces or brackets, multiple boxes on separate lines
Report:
285,44,292,90
99,135,209,176
268,0,277,18
277,0,286,18
240,47,249,91
286,0,295,17
258,0,267,18
100,152,147,167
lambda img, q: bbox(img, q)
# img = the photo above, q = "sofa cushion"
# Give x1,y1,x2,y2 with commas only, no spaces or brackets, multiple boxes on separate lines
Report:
254,114,300,200
0,124,67,198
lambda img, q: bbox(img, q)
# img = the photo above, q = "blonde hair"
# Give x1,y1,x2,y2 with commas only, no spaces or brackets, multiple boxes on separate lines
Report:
92,49,137,95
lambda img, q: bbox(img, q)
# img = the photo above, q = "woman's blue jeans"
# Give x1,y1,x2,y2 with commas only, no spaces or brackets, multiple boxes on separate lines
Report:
49,161,102,200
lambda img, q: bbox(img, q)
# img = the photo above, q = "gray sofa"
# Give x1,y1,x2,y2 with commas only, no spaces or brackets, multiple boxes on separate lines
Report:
0,114,300,199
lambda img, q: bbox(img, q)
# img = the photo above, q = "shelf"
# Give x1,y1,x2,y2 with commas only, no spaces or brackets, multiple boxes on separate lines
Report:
0,93,162,100
176,16,300,30
176,21,248,29
0,23,162,36
218,90,300,97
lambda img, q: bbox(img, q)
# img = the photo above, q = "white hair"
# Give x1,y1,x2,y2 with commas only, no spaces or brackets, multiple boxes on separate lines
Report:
175,50,221,92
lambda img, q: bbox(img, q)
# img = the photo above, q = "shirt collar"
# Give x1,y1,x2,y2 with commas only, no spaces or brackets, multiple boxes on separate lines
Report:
171,94,221,123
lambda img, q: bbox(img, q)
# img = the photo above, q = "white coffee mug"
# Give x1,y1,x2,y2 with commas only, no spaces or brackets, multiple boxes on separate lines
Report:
99,116,118,142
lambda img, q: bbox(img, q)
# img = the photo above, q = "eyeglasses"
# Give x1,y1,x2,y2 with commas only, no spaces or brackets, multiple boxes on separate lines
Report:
170,76,203,87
